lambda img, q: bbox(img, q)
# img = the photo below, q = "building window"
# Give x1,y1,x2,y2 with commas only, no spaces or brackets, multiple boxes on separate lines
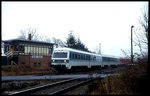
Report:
21,62,25,65
38,62,41,67
34,63,37,67
49,48,52,55
19,45,24,53
4,45,10,52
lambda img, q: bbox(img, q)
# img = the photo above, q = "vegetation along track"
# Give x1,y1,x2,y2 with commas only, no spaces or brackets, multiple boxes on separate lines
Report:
6,78,94,95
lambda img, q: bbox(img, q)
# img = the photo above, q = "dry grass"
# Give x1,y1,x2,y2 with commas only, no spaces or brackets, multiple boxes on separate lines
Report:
2,65,57,76
88,58,148,95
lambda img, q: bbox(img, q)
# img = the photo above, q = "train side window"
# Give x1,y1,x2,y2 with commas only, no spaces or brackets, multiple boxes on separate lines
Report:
72,53,73,59
73,54,75,59
86,55,90,60
91,56,94,61
79,55,80,60
86,55,88,60
75,54,77,59
102,57,108,62
94,57,96,61
83,55,85,60
70,53,72,59
77,54,80,60
81,55,83,60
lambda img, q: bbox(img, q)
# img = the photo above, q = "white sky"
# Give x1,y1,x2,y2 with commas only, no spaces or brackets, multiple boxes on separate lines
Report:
2,1,148,57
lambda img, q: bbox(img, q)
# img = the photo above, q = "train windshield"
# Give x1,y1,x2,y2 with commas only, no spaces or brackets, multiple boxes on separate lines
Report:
53,52,67,58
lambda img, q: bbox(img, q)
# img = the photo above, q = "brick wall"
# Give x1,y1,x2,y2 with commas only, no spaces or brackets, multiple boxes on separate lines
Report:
18,55,51,70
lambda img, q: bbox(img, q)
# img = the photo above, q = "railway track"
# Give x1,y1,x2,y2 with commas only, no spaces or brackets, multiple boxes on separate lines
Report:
58,65,126,75
3,66,125,95
5,78,94,95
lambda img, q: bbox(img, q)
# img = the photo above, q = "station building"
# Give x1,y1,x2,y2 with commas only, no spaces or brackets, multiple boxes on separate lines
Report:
3,37,54,70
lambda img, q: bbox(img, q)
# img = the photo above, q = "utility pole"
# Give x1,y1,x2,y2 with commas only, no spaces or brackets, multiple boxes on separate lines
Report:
131,25,134,64
99,43,101,54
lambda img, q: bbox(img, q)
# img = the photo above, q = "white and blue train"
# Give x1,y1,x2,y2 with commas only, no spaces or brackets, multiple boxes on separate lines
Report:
51,47,120,70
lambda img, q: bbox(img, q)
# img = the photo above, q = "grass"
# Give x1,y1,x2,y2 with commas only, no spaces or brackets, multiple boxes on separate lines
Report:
2,65,58,76
88,59,148,95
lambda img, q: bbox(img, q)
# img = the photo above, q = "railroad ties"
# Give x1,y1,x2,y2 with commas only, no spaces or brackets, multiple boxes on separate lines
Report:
5,78,94,95
4,67,120,95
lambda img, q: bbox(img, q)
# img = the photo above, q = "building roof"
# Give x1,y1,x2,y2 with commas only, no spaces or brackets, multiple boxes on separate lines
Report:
3,38,54,46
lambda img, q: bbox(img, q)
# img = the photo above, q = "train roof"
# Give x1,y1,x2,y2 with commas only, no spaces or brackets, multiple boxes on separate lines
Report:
101,54,120,58
53,47,101,56
54,47,121,58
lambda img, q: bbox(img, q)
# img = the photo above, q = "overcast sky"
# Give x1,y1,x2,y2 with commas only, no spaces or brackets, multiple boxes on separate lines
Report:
2,1,148,57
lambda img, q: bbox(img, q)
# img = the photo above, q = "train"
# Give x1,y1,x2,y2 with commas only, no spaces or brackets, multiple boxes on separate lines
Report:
120,58,130,64
51,47,128,70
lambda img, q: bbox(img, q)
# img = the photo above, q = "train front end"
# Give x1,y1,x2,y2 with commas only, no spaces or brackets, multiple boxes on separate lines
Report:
51,49,70,70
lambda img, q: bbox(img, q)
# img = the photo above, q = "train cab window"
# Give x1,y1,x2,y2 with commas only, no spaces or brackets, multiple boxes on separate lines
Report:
53,52,67,58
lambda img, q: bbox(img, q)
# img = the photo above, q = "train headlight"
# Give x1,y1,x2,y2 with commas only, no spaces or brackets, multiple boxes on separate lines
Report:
64,60,66,63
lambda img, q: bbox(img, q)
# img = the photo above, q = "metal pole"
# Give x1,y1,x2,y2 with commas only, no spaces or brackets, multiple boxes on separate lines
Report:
131,25,134,64
99,43,101,54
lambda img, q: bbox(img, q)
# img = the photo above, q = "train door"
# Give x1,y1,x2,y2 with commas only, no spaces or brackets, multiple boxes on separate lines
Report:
101,56,104,67
88,55,91,68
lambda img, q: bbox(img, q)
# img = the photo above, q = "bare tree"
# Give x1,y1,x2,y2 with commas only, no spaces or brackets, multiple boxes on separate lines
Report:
18,29,27,39
120,49,132,58
17,27,38,41
52,37,66,48
38,35,51,43
17,27,54,44
133,5,148,57
121,5,148,59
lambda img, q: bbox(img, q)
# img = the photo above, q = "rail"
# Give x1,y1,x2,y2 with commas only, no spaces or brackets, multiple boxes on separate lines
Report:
50,78,94,95
3,67,123,95
5,78,95,95
6,78,79,95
